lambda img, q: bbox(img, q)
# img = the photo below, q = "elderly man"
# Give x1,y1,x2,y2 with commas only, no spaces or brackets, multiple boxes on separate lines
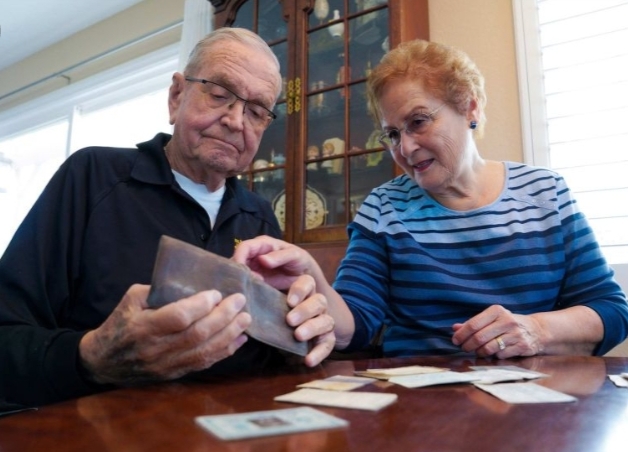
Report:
0,28,334,409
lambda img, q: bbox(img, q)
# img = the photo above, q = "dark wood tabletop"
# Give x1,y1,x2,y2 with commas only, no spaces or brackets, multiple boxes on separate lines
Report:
1,355,627,452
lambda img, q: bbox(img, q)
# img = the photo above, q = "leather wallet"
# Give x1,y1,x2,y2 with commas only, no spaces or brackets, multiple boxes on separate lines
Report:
146,235,308,357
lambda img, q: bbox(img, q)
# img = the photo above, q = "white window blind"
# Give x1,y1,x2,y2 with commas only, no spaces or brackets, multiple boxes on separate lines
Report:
515,0,628,266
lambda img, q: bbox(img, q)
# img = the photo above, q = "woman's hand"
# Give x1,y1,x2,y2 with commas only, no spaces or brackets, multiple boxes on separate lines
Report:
451,305,545,358
451,304,603,357
232,235,325,290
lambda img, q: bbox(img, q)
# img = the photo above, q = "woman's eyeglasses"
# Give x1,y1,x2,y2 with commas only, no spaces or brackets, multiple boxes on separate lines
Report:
378,104,445,151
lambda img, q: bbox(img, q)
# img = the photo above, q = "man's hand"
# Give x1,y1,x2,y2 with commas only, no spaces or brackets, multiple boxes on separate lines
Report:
284,274,336,367
233,236,336,366
79,284,251,385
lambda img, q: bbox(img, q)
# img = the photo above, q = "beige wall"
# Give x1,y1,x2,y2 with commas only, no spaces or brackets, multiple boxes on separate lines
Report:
429,0,523,163
0,0,522,163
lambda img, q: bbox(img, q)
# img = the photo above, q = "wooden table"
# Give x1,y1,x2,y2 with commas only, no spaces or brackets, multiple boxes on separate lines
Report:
1,355,627,452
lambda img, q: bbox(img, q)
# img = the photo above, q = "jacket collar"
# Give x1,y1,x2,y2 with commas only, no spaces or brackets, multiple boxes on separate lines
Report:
131,133,262,216
132,132,174,185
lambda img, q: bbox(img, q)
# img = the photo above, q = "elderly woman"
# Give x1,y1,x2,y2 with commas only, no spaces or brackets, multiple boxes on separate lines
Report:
234,39,628,358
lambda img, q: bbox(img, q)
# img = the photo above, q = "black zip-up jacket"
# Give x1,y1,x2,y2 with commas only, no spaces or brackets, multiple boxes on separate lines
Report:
0,133,283,409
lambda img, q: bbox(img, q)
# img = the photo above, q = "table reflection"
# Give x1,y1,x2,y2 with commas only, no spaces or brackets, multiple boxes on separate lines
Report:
1,356,626,452
513,355,607,395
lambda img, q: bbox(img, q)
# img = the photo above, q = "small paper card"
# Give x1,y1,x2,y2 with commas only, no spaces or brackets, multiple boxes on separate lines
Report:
274,388,397,411
474,382,577,404
608,375,628,388
195,406,348,441
389,371,481,388
469,365,548,380
354,365,447,380
463,369,547,385
297,375,377,391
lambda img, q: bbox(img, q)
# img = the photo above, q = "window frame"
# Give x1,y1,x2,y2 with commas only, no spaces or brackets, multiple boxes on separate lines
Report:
512,0,550,168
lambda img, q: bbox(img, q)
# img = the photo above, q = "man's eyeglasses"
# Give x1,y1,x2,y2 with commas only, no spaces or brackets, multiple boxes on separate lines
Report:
378,104,445,151
184,76,276,129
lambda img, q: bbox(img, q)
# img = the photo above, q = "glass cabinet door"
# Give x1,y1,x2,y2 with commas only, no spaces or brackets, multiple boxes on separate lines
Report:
222,0,291,231
304,0,393,241
211,0,428,245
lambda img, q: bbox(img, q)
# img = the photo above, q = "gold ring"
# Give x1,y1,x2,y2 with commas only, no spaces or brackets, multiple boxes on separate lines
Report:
496,336,506,351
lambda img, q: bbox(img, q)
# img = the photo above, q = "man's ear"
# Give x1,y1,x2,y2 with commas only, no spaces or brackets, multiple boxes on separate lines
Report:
168,73,186,126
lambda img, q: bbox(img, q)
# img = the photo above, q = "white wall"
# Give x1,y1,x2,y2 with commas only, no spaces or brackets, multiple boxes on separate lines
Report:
0,0,186,112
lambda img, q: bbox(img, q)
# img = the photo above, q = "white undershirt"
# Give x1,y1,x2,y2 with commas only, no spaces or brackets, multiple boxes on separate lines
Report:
172,170,225,228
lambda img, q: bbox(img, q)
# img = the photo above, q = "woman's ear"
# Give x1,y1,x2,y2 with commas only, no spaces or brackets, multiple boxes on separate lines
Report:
466,97,480,125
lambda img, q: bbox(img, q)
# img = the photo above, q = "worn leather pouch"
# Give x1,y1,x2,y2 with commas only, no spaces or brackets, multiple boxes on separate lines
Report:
147,235,308,357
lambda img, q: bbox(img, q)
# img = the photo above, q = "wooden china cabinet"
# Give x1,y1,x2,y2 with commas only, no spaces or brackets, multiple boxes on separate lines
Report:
209,0,429,281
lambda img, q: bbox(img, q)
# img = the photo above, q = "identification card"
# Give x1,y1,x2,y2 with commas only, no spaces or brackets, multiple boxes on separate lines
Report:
195,406,348,441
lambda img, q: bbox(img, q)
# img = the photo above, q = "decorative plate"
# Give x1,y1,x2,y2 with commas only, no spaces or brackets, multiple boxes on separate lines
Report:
273,187,327,231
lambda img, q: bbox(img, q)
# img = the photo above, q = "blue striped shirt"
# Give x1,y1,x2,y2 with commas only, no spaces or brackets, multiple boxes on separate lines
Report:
334,162,628,356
